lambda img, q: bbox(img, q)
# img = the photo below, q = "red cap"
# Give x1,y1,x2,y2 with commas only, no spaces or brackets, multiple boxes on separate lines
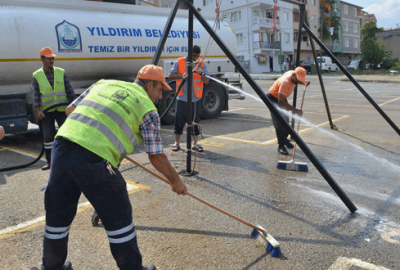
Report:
40,47,56,58
294,67,306,82
137,64,172,91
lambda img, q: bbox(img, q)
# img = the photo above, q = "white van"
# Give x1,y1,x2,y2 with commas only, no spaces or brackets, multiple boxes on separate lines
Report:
316,56,339,72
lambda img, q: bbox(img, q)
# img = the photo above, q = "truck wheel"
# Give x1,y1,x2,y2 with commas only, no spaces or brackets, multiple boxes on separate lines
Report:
158,82,177,125
201,81,226,119
328,67,331,72
335,67,339,72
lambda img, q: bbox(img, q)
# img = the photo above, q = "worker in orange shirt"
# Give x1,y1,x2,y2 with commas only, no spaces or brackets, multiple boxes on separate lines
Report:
266,67,310,155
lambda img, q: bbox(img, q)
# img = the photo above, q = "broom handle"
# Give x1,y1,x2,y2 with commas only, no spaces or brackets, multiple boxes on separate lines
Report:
125,156,266,234
291,85,307,159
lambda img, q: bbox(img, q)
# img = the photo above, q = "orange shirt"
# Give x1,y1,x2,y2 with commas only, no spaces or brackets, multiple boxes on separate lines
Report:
268,71,295,99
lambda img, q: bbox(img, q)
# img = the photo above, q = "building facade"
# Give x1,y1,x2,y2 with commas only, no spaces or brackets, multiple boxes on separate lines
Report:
194,0,294,73
377,29,400,59
338,1,362,64
358,10,376,30
293,0,321,64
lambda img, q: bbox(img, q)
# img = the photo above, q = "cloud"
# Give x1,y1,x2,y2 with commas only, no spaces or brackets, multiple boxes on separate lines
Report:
364,0,400,19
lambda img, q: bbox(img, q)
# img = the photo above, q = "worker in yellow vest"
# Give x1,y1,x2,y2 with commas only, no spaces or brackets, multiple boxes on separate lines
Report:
169,45,209,152
32,47,77,170
34,65,187,270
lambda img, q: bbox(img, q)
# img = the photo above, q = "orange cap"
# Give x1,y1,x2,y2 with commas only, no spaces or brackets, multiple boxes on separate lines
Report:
294,67,306,82
40,47,56,58
137,64,172,91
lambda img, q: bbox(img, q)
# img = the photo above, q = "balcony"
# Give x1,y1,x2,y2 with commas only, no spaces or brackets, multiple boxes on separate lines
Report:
253,41,280,53
251,17,280,32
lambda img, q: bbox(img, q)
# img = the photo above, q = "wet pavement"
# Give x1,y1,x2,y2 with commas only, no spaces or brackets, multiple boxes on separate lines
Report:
0,74,399,269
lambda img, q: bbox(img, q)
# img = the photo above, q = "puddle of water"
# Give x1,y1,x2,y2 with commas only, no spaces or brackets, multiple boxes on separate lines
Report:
208,76,400,173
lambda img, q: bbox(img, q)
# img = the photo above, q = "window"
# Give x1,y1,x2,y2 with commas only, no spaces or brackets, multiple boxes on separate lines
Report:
312,15,316,25
302,33,308,42
284,12,289,22
354,39,358,48
345,38,349,47
230,11,242,23
203,0,214,6
353,23,357,33
236,33,244,45
284,33,290,43
293,12,300,22
343,5,348,15
253,9,259,17
353,7,357,17
311,0,315,5
333,39,339,47
344,22,348,31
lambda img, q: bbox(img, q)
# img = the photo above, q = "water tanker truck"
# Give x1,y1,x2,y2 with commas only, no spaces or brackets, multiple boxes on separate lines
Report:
0,0,244,134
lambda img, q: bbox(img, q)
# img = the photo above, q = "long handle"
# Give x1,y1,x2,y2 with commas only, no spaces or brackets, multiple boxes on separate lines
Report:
124,156,266,234
291,85,307,159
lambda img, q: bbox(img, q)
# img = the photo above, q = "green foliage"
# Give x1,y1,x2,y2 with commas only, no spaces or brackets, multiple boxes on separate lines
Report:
319,0,341,42
361,40,391,68
382,58,399,70
361,21,382,40
318,21,331,39
361,21,391,68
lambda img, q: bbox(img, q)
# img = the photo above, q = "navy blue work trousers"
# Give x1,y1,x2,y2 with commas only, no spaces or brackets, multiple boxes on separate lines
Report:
39,111,67,164
267,93,290,146
42,137,142,270
174,99,203,136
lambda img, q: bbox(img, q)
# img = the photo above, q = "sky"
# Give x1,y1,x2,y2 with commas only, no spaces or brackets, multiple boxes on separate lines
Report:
343,0,400,29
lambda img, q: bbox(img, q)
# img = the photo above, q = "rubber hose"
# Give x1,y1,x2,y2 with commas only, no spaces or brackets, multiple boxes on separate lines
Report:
0,102,69,172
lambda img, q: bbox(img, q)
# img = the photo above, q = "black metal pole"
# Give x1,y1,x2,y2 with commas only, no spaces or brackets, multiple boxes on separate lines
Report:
151,0,183,65
303,14,335,129
303,23,400,137
185,0,194,174
291,3,306,129
185,0,357,213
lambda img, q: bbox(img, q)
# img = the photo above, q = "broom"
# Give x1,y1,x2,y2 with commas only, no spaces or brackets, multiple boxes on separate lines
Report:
125,156,282,257
276,85,309,172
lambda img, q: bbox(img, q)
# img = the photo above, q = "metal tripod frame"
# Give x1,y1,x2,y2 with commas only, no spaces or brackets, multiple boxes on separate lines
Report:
151,0,363,212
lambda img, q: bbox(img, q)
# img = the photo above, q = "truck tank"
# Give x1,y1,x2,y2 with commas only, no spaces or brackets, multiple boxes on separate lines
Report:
0,0,240,131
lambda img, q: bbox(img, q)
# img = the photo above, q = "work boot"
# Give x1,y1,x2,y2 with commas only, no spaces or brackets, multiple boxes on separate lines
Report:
41,163,50,170
143,263,156,270
278,145,289,155
63,260,73,270
285,141,294,149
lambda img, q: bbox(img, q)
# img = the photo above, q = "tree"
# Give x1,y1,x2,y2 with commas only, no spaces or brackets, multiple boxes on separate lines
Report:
361,21,390,68
361,21,382,40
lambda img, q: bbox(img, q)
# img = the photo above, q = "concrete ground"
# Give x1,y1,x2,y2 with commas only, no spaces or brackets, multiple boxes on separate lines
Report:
0,74,399,270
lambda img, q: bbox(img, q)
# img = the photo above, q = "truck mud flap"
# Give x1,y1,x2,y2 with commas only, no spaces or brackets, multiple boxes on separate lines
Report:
0,97,28,133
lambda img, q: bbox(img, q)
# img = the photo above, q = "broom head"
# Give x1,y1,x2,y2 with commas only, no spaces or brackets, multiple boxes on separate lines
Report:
277,159,308,172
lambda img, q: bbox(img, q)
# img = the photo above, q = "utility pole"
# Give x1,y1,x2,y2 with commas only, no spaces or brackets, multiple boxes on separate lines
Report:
319,3,323,69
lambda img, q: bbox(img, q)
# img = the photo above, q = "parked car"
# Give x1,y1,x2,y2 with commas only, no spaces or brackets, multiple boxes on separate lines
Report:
300,61,313,73
346,59,361,71
315,56,339,72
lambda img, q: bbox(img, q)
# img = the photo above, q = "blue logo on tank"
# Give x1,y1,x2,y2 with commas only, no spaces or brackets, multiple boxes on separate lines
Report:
55,20,82,52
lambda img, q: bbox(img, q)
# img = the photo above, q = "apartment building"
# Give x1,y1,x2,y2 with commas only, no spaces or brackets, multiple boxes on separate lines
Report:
338,1,362,64
358,10,376,30
293,0,321,63
194,0,294,73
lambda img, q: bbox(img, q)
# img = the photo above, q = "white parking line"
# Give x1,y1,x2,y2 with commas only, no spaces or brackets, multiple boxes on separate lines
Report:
329,257,390,270
0,182,140,240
